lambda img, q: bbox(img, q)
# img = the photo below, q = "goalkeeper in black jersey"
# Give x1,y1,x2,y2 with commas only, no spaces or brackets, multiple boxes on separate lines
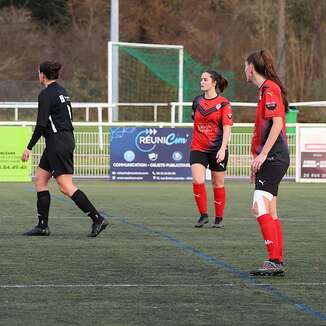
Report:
21,61,109,237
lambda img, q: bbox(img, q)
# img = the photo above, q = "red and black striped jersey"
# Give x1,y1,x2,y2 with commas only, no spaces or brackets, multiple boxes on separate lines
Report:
191,95,233,152
251,80,288,159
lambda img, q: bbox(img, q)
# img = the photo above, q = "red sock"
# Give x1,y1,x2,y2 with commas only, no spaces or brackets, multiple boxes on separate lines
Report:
193,183,207,216
274,218,283,263
213,187,226,218
257,214,279,261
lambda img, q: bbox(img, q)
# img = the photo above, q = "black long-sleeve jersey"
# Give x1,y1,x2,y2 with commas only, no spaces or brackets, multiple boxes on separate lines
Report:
27,82,73,150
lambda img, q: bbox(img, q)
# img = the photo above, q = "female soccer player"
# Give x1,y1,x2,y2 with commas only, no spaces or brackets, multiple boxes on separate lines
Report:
245,50,290,276
21,61,109,237
190,70,233,228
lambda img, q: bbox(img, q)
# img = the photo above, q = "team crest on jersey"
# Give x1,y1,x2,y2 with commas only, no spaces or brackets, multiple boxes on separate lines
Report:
215,103,221,110
266,102,277,110
227,113,232,119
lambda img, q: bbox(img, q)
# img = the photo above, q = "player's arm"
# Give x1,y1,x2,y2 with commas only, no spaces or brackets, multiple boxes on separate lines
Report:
216,103,233,163
21,92,50,162
252,90,283,172
191,99,197,120
252,117,282,172
216,125,231,163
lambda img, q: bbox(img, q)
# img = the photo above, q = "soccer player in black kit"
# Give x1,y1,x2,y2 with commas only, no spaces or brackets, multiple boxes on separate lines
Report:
21,61,109,237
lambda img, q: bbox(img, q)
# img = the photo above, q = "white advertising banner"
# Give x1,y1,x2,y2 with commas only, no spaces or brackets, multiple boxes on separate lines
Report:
297,125,326,182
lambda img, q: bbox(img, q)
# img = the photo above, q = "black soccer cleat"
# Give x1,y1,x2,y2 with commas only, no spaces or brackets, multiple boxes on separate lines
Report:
194,215,209,228
88,217,109,237
211,217,224,228
23,225,50,236
250,260,285,277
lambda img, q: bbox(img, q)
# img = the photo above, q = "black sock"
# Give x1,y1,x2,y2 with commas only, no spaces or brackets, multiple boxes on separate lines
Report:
70,189,101,222
37,191,50,228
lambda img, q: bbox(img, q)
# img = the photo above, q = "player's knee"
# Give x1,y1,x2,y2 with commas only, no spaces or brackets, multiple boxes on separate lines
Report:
252,190,273,217
34,176,47,192
59,184,70,196
192,176,205,184
212,180,224,188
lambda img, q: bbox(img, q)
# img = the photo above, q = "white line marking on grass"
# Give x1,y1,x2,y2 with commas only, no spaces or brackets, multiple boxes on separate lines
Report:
1,283,326,289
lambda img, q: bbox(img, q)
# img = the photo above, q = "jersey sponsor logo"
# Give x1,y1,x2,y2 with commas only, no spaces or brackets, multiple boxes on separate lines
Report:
59,95,70,103
196,123,218,135
266,102,277,110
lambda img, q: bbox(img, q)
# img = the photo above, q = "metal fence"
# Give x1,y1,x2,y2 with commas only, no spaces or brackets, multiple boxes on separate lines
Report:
2,99,316,179
30,129,296,179
33,132,110,178
228,132,296,178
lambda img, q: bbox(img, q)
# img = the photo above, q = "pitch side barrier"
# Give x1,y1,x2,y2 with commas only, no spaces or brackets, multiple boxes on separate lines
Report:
0,101,325,181
0,121,296,180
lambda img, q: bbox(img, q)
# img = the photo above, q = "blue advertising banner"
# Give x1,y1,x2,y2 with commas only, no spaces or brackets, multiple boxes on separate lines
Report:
110,127,192,181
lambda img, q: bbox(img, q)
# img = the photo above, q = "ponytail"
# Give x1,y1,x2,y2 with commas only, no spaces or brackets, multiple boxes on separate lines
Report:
246,50,289,112
206,70,228,93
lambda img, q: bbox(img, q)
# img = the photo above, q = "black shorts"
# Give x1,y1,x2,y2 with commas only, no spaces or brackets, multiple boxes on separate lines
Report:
39,131,75,178
255,157,289,196
190,150,229,172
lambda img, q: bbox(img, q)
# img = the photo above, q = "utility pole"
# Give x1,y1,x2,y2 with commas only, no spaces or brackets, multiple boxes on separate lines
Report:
277,0,286,82
110,0,119,121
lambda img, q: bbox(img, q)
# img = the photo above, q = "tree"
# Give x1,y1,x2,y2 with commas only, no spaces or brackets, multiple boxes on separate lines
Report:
0,0,69,25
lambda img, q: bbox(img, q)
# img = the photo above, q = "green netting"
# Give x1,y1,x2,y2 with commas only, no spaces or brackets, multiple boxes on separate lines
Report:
117,45,235,122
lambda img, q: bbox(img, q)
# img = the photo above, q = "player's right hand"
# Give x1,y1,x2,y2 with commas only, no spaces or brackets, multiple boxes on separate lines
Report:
21,149,31,162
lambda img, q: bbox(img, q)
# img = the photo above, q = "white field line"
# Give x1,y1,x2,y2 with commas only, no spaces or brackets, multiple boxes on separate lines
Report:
0,283,326,289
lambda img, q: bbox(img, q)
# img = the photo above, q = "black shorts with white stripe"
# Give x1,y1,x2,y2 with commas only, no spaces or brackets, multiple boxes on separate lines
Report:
255,156,290,196
39,131,75,178
190,149,229,172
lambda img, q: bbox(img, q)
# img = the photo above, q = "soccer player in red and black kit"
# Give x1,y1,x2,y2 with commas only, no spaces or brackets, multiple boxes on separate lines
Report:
21,61,109,237
190,70,233,228
245,50,290,276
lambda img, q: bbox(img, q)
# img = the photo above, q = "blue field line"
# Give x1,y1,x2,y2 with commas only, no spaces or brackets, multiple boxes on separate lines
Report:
115,218,326,322
21,184,68,203
20,184,326,321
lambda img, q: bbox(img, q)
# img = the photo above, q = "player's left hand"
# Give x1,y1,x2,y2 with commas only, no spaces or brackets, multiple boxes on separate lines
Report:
21,149,31,162
216,148,226,163
251,152,267,173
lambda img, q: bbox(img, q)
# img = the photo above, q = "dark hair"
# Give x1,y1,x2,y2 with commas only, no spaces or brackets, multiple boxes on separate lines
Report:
39,61,62,80
205,70,228,93
246,50,289,112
